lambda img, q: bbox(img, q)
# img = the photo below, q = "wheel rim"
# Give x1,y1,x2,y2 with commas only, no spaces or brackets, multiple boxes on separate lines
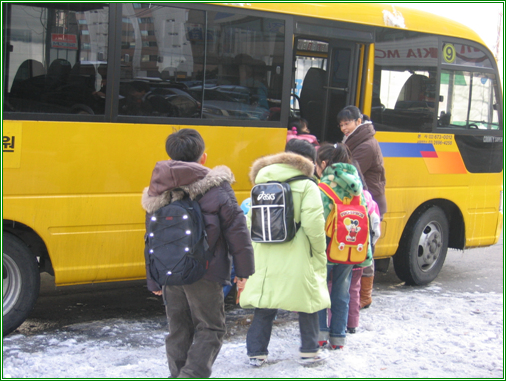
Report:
3,254,22,316
416,221,443,273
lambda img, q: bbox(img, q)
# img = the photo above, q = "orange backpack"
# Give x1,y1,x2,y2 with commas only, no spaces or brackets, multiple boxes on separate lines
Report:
318,182,369,264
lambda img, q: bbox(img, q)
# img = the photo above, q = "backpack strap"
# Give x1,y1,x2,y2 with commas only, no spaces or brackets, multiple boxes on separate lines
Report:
267,175,316,185
285,175,317,185
318,182,340,204
318,182,361,205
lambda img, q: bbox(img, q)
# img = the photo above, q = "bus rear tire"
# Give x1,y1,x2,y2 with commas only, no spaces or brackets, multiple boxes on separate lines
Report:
3,233,40,336
393,206,449,286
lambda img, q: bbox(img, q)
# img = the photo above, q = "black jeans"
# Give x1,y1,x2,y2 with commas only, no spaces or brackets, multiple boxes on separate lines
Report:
246,308,319,357
163,278,225,378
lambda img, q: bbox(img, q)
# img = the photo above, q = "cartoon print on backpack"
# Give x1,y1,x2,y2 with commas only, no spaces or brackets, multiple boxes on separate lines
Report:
345,218,360,242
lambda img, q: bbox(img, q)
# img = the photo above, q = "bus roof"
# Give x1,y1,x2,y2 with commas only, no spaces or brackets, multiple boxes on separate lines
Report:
217,3,486,47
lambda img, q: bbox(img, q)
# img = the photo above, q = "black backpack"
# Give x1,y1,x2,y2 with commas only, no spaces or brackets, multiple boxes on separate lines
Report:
145,193,211,287
250,175,315,243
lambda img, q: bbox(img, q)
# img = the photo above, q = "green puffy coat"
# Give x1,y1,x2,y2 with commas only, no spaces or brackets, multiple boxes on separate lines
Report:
240,152,331,314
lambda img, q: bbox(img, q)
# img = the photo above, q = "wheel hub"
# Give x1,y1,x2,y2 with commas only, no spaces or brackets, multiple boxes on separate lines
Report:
417,222,443,272
3,254,22,316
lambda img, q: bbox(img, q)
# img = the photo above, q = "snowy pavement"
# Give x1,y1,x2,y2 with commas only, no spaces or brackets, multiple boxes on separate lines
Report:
2,286,503,378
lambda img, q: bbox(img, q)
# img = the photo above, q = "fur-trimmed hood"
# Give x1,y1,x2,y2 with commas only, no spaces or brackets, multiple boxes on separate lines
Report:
343,121,375,150
142,160,235,213
249,152,314,184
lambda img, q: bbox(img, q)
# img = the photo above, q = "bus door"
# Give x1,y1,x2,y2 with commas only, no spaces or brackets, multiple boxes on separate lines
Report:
293,38,362,143
323,41,360,143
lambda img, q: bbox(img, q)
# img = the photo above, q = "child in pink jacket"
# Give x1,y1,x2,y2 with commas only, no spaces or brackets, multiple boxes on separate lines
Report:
286,117,319,146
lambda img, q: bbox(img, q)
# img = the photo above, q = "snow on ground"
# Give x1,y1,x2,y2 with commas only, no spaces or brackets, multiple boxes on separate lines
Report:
2,287,503,378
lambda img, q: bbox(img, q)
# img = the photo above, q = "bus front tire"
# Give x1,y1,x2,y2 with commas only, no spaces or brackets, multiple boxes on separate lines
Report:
393,206,449,286
3,233,40,336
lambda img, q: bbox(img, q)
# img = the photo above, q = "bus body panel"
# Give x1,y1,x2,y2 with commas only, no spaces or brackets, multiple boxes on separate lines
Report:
3,120,286,285
373,131,503,258
3,120,286,197
4,121,502,285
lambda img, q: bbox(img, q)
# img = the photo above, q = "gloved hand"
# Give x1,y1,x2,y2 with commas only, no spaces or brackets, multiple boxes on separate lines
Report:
234,277,247,304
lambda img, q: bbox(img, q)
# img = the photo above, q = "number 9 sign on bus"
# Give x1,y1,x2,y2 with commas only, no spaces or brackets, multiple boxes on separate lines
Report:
443,43,456,64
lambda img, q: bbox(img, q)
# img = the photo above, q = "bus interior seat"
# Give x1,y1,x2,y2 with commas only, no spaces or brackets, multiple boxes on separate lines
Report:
299,67,326,140
69,62,97,90
46,59,72,89
10,59,45,94
8,60,46,111
12,59,45,83
395,74,431,108
390,74,435,131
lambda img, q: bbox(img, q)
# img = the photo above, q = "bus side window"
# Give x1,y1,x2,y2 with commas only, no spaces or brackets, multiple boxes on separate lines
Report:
438,70,501,130
4,4,110,116
373,32,438,133
374,69,437,133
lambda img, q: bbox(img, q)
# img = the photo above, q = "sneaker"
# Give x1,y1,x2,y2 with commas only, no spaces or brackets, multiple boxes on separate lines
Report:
330,345,343,350
299,351,328,365
249,357,266,367
318,340,328,348
347,327,356,334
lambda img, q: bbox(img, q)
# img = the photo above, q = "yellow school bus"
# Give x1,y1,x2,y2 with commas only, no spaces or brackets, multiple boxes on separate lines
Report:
3,3,502,335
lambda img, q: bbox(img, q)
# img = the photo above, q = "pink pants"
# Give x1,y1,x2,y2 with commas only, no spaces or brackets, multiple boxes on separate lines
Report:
347,267,363,328
326,267,363,329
